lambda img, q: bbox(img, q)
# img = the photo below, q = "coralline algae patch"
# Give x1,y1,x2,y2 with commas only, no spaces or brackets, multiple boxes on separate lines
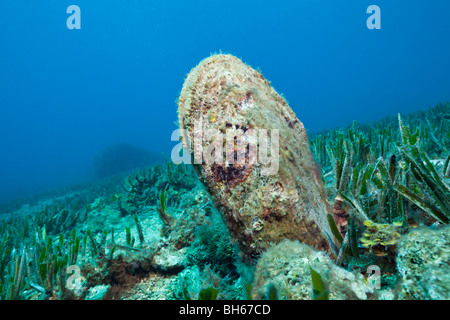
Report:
178,54,339,261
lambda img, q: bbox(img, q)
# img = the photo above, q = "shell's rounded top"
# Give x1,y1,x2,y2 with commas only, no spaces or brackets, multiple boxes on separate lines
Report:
177,54,276,148
192,53,243,67
179,54,262,105
189,53,245,72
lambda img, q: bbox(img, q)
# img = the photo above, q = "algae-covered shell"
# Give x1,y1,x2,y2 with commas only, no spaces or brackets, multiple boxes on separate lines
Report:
178,54,338,261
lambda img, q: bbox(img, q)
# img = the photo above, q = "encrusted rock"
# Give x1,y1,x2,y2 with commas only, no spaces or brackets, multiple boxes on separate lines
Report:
85,284,111,300
252,240,375,300
151,246,187,273
178,54,338,261
396,225,450,300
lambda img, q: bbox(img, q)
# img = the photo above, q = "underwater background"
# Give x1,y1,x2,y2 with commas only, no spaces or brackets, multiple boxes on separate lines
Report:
0,0,449,301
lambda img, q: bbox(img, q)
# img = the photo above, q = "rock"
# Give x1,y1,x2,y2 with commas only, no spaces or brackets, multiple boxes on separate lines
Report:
178,54,338,261
120,275,179,300
176,266,201,299
252,240,375,300
151,246,187,273
396,225,450,300
85,284,110,300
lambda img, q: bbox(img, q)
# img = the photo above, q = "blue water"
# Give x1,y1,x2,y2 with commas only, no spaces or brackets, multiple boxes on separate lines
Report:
1,0,449,202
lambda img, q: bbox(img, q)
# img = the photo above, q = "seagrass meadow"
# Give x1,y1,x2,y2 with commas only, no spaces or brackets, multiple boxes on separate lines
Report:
0,102,449,300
